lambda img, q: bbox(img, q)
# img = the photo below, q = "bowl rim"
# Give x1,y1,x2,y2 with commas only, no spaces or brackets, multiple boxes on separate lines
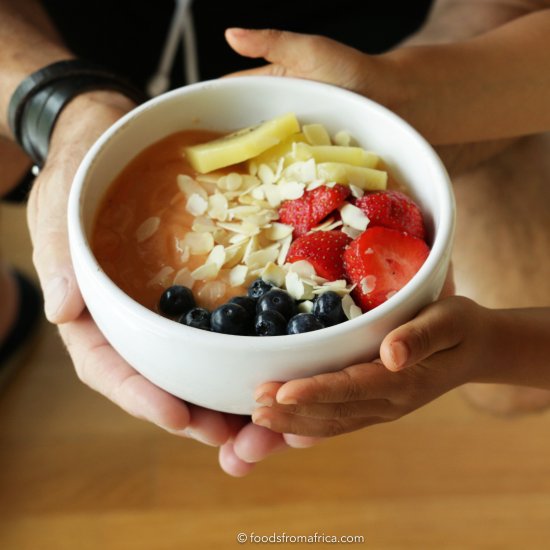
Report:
68,76,455,350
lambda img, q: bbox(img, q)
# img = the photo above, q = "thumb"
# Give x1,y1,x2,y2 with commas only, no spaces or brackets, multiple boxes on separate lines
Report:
225,28,311,69
380,296,475,372
27,161,85,324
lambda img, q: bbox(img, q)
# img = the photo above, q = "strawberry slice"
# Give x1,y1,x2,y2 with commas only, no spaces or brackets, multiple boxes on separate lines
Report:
279,184,350,237
286,230,352,281
343,227,430,311
354,190,426,240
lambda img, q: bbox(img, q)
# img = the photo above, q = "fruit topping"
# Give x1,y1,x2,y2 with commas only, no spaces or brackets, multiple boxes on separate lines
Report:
255,310,287,337
185,113,300,173
354,190,426,240
256,288,297,320
287,313,325,334
210,303,250,335
159,285,196,316
343,227,430,311
279,184,350,237
228,295,257,318
286,230,351,281
311,291,346,327
181,307,211,330
247,278,274,300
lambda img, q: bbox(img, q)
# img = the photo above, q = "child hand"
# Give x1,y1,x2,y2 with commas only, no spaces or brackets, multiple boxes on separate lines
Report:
252,297,489,437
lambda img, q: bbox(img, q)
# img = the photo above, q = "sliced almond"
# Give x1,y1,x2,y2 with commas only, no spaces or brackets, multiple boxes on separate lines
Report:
341,294,363,320
228,205,261,220
186,193,208,216
223,242,247,268
360,275,377,294
175,240,190,263
228,233,249,245
263,184,282,208
244,246,279,270
208,193,229,221
192,216,217,233
181,232,215,255
310,218,341,232
177,174,208,200
147,266,174,287
340,203,370,231
197,281,227,307
287,260,317,279
258,163,276,185
229,265,248,287
207,244,226,269
342,225,364,239
349,184,364,199
285,271,314,300
173,267,195,289
218,221,261,237
219,172,243,191
264,222,294,241
261,262,286,287
278,181,305,201
191,262,220,281
277,234,292,265
313,279,352,296
284,159,317,183
298,300,314,313
136,216,160,243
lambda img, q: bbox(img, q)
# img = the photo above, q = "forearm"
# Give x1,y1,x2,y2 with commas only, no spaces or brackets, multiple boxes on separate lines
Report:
474,307,550,389
388,9,550,143
405,0,549,45
0,0,73,137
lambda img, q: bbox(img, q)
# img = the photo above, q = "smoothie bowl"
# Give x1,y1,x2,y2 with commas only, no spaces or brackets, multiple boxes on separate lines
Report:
68,77,455,414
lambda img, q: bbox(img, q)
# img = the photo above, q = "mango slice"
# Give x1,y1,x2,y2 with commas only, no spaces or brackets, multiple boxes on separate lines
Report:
185,113,300,173
316,162,388,190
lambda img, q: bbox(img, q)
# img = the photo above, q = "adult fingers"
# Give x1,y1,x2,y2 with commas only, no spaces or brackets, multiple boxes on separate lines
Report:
27,94,133,324
218,441,256,477
232,422,288,463
225,28,318,69
60,313,233,445
27,164,86,323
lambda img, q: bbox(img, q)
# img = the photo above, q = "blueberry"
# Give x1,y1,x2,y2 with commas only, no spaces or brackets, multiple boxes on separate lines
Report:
210,303,249,335
247,278,274,300
228,295,257,318
256,289,296,320
287,313,325,334
255,310,287,336
159,285,195,317
312,291,346,327
181,307,211,331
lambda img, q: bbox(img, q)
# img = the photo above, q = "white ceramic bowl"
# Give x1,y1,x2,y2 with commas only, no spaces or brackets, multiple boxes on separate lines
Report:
68,77,455,414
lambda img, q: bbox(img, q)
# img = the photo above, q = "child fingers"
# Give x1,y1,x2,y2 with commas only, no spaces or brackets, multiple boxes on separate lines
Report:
380,296,476,371
274,362,398,405
253,409,387,437
257,398,394,421
254,381,284,406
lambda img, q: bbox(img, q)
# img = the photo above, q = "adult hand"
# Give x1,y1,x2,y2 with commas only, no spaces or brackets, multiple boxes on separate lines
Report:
225,28,519,177
225,28,405,113
252,296,487,437
25,91,318,475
